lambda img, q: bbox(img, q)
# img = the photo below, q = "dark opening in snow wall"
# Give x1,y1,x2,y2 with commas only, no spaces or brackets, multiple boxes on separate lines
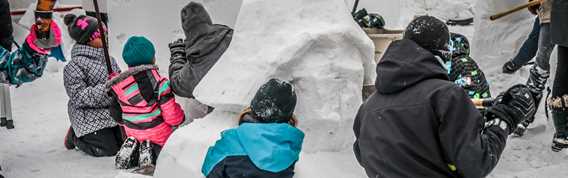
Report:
108,0,242,70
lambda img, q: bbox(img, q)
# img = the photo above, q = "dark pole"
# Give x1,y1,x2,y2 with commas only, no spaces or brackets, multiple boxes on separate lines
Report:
352,0,360,15
92,0,113,75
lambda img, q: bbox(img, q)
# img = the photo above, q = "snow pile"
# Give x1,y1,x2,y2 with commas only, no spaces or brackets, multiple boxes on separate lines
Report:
153,0,374,177
193,0,375,152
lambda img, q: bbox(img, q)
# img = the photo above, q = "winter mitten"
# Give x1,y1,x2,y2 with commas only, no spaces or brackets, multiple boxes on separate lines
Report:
169,39,186,62
138,140,154,168
487,85,536,134
115,137,139,169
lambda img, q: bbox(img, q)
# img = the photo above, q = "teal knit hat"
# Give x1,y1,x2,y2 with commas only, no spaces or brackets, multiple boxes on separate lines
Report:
122,36,156,67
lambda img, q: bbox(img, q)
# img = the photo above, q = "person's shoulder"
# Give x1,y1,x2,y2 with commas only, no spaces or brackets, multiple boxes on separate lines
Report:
426,79,467,99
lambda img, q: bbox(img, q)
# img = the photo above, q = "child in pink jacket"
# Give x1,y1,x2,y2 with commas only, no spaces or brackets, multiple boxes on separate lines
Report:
106,36,185,173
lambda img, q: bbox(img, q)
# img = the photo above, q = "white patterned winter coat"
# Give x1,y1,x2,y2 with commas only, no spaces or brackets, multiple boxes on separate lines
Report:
64,44,120,137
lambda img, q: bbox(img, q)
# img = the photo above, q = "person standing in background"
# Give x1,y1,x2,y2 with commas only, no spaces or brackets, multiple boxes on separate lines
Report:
548,0,568,152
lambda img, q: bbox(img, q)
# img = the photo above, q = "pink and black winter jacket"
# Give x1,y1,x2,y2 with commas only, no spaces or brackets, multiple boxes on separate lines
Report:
106,65,185,146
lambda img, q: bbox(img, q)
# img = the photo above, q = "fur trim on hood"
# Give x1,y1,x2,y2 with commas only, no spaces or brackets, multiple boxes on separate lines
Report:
105,64,158,90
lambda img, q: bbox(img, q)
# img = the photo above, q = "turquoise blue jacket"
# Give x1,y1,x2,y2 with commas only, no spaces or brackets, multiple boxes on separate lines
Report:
202,123,304,176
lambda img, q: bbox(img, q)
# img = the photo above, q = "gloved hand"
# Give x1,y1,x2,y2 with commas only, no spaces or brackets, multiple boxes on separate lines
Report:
486,84,536,134
169,39,186,62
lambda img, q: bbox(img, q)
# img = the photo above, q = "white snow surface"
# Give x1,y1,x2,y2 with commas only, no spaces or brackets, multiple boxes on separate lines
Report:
2,0,568,178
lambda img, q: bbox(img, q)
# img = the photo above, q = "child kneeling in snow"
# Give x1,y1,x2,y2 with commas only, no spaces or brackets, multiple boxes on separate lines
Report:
447,33,491,100
63,14,124,157
202,79,304,178
107,36,185,173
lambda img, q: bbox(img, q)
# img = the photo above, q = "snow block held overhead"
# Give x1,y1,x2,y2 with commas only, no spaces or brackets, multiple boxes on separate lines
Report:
194,0,375,153
154,0,375,177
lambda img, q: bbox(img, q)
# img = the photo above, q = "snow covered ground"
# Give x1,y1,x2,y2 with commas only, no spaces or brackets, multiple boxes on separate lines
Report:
2,0,568,178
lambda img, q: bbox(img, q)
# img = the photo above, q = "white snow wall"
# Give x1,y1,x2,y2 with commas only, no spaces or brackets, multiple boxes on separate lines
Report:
193,0,375,153
108,0,242,69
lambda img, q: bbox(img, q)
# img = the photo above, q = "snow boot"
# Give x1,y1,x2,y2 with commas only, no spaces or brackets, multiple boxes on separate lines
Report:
515,65,549,136
115,137,139,169
502,60,523,74
551,109,568,152
135,140,155,175
0,117,6,127
64,127,76,150
552,135,568,152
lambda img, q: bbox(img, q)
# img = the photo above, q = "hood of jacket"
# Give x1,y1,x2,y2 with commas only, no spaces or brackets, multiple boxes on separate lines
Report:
375,39,449,94
202,123,304,176
181,2,232,59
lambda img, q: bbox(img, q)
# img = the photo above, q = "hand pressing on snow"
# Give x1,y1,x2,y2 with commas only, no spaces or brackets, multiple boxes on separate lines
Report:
485,84,536,134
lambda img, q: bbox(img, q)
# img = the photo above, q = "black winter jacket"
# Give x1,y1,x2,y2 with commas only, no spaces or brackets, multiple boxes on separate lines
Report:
551,0,568,47
353,39,509,178
0,0,13,50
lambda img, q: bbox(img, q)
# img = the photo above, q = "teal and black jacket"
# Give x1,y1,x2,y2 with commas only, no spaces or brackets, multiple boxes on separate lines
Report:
202,122,304,178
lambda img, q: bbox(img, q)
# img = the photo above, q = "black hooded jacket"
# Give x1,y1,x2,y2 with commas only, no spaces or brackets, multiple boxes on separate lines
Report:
169,2,233,98
353,39,508,178
551,0,568,47
0,0,13,50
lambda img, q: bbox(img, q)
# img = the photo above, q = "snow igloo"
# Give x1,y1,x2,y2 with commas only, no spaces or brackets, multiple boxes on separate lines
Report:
153,0,376,177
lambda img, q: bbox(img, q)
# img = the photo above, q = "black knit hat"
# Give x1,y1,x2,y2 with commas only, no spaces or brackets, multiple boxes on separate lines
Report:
63,14,99,44
403,16,450,52
250,79,297,123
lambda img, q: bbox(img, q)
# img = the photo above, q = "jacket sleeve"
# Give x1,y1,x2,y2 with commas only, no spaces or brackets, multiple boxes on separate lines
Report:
63,60,112,108
434,85,508,178
158,79,185,126
168,55,199,98
352,103,366,165
109,91,123,124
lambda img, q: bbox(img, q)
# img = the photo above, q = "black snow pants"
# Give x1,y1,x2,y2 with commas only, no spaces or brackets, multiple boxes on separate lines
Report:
552,46,568,137
75,126,124,157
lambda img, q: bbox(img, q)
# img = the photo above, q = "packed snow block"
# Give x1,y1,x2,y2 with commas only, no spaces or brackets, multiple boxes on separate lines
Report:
154,111,238,177
193,0,375,152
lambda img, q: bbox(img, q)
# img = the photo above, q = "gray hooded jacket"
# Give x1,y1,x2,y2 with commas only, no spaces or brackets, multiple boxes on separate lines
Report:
169,2,233,98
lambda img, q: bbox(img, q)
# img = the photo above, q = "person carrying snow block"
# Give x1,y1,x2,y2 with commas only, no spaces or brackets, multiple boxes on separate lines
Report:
62,14,124,157
548,0,568,152
447,32,491,100
106,36,186,173
353,16,537,178
202,79,304,178
168,2,233,99
168,2,233,119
